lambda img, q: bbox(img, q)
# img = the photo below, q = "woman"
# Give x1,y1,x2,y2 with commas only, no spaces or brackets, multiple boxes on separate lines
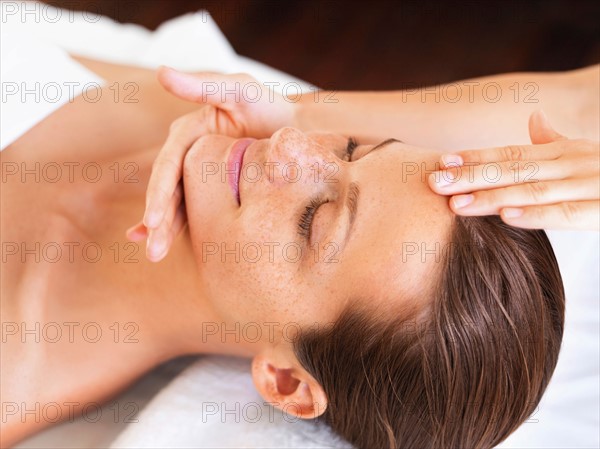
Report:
1,58,597,448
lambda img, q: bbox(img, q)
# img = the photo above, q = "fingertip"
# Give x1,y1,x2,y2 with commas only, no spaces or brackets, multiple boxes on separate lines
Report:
126,230,147,242
530,109,547,123
500,207,545,230
146,234,168,262
529,109,552,133
146,251,167,263
157,66,185,92
428,170,457,193
451,194,474,210
427,172,440,192
440,154,464,169
529,109,567,144
125,223,148,241
501,207,524,220
536,109,548,123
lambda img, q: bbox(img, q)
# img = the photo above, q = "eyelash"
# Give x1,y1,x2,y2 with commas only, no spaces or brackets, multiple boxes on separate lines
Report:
296,137,358,240
297,197,326,239
344,137,358,162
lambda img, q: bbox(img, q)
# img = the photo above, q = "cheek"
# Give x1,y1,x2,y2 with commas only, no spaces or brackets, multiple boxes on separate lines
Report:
200,199,302,322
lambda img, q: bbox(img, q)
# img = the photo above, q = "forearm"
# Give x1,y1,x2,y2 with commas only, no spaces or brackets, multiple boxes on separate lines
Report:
294,65,599,149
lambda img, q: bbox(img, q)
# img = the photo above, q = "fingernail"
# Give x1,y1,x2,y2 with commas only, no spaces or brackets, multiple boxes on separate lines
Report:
159,65,176,74
503,207,523,218
441,154,463,167
452,194,474,209
430,171,456,188
148,239,166,260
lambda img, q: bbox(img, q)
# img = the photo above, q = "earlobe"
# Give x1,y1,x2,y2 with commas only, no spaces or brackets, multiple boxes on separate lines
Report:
251,353,328,419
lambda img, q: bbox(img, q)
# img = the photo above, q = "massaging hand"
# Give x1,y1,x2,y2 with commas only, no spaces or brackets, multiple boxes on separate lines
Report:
126,67,295,261
429,110,599,230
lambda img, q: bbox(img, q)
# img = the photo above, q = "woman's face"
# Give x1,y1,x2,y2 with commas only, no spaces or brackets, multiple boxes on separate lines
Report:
183,128,453,347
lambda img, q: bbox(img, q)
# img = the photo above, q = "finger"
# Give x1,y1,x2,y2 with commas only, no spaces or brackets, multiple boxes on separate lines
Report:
146,227,164,262
126,221,148,241
146,202,187,262
440,142,565,168
528,110,568,144
429,159,569,195
157,66,244,111
143,110,209,228
499,200,599,230
167,204,188,247
448,177,599,216
146,183,183,260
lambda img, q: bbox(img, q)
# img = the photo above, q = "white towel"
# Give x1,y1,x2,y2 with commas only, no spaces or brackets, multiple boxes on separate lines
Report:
110,356,351,449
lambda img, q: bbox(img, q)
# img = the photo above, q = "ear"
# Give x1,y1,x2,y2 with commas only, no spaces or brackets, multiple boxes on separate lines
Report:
251,352,328,419
528,110,568,144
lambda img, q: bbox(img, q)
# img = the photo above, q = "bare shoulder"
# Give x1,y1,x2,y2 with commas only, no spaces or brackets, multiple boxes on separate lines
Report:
4,56,199,164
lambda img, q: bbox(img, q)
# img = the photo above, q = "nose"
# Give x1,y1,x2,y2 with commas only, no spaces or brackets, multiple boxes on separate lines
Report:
267,127,333,170
245,128,346,211
264,127,339,191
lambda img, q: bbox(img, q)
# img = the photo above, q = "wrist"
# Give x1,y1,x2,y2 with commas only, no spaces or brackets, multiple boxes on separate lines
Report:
289,90,315,131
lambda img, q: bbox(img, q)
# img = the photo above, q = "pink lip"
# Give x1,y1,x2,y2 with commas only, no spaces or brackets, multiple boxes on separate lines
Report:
226,138,255,205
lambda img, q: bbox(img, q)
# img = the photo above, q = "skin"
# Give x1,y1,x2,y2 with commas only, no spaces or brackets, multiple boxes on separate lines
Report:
0,59,451,447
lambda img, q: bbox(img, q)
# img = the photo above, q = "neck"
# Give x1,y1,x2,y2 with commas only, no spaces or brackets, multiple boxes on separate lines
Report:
85,149,257,364
126,227,259,361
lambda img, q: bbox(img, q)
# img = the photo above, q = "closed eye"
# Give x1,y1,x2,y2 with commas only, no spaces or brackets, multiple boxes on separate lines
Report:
297,196,327,240
296,137,357,240
344,137,358,162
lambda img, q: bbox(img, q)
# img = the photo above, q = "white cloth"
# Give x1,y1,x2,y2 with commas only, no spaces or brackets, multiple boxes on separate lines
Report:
0,29,105,149
110,357,349,449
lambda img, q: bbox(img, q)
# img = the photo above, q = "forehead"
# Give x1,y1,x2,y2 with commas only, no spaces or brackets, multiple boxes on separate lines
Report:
333,142,454,310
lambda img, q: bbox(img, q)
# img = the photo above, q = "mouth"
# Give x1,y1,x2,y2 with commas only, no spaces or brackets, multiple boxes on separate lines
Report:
226,138,256,205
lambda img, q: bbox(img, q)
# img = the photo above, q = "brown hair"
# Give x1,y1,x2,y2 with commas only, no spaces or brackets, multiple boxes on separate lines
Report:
294,215,565,449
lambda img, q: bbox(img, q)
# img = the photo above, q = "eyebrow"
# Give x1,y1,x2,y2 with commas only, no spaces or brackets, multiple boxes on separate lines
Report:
345,182,360,246
370,138,401,153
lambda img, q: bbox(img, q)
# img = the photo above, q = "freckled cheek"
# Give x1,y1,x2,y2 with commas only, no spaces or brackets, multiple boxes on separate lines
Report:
206,259,302,324
202,210,302,320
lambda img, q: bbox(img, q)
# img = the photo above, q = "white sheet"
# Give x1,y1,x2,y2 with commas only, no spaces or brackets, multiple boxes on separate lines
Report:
7,3,599,448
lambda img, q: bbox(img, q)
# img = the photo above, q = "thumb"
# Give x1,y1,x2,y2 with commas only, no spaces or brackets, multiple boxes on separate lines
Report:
157,66,233,110
528,110,568,144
